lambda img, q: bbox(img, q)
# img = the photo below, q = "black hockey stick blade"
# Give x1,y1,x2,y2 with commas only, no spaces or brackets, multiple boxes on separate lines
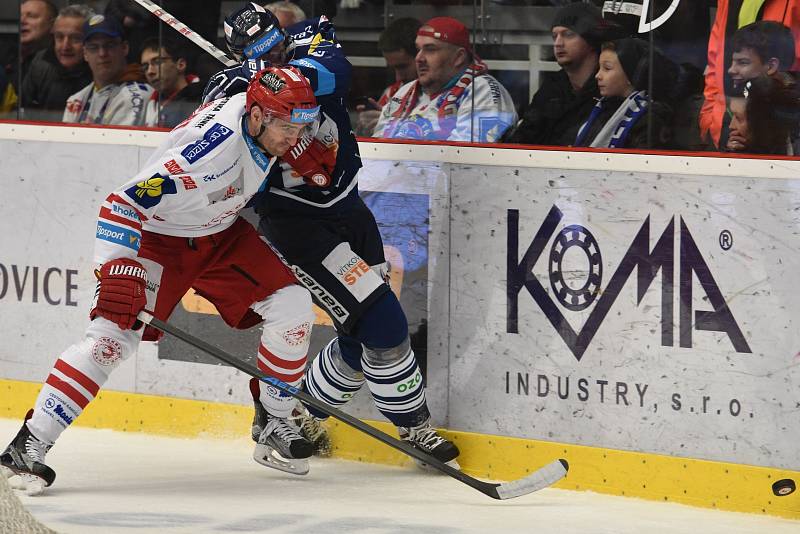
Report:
137,311,569,499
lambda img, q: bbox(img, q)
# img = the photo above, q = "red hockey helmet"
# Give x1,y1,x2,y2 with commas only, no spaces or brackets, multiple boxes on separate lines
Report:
246,67,319,131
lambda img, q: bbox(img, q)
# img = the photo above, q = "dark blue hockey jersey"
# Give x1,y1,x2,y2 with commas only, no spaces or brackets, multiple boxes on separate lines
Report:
202,16,361,214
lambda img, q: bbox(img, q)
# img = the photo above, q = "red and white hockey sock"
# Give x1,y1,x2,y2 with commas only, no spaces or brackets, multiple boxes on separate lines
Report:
26,318,140,444
27,342,105,444
251,286,314,419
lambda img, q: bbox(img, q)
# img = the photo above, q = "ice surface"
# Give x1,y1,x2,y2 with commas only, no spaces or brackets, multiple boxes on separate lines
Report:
1,419,797,534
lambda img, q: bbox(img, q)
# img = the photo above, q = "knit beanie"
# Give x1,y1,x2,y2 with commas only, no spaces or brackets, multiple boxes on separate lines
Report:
612,38,650,88
551,2,607,51
610,37,678,100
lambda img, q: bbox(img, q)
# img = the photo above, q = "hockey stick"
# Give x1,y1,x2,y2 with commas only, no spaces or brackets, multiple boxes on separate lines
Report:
130,0,238,67
137,310,569,500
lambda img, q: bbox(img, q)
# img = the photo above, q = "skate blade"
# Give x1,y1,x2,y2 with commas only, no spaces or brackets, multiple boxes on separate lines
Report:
253,444,310,476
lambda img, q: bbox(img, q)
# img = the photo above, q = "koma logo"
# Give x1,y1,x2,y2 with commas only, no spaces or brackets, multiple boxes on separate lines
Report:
507,205,751,361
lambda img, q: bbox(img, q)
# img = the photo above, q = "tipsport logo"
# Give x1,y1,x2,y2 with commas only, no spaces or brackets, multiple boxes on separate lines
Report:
291,106,320,124
506,205,751,361
244,27,284,59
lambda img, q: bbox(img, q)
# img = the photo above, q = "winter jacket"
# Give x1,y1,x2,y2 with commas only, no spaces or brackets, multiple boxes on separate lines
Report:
502,69,599,147
21,47,92,116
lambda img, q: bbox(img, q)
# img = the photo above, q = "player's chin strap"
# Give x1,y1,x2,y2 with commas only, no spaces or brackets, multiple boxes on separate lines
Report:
137,310,569,500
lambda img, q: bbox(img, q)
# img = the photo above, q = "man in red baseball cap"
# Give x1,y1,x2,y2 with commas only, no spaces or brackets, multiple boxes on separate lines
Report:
372,16,516,142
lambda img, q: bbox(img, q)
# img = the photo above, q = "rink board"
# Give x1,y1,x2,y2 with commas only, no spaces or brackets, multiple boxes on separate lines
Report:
2,378,798,519
0,123,798,518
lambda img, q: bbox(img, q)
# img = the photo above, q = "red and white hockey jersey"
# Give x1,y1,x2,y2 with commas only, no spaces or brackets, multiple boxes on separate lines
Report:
93,93,276,265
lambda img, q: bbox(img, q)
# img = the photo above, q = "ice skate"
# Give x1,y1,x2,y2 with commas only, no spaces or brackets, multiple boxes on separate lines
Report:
252,405,313,475
399,420,460,470
290,403,331,457
1,411,56,495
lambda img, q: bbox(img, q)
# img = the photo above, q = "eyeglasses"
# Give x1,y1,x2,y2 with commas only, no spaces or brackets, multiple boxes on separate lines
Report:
84,40,122,54
141,56,174,70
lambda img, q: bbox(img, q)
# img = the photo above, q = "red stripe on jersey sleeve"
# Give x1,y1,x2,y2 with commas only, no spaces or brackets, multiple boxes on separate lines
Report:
106,193,148,222
98,206,143,231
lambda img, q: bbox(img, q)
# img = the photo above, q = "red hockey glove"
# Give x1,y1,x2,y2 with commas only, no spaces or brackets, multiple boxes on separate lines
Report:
90,258,148,330
282,137,337,187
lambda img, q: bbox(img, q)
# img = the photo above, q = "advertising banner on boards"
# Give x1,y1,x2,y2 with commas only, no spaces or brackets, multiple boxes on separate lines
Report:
447,165,799,469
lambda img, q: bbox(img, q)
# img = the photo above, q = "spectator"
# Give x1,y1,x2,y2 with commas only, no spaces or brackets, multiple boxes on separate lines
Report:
728,22,795,91
502,2,612,146
700,0,800,149
727,73,800,156
63,14,154,125
140,36,202,128
104,0,223,82
264,1,306,27
573,38,675,149
599,0,709,151
355,17,421,137
8,0,57,104
372,17,516,142
21,4,94,121
708,20,797,150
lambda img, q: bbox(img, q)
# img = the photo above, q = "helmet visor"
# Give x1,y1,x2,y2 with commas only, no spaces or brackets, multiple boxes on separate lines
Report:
269,106,321,138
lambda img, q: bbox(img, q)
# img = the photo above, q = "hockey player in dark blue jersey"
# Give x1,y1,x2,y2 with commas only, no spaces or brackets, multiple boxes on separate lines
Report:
204,3,459,468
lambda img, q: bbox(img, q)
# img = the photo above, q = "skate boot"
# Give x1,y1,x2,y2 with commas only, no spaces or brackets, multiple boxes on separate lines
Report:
1,410,56,495
399,420,460,470
250,394,269,443
253,411,314,475
290,403,331,457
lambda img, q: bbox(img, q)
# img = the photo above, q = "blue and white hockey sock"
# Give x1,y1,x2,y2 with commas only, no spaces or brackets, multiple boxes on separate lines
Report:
362,344,430,428
304,338,365,419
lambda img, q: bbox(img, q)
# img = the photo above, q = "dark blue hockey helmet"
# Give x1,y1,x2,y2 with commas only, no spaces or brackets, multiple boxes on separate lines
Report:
224,2,289,62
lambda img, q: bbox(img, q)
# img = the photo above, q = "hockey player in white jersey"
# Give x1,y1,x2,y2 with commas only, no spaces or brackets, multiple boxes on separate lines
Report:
0,67,323,494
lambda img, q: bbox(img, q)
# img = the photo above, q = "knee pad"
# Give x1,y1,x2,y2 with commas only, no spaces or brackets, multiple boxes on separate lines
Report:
76,316,142,377
351,290,408,350
253,284,315,357
252,284,314,325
